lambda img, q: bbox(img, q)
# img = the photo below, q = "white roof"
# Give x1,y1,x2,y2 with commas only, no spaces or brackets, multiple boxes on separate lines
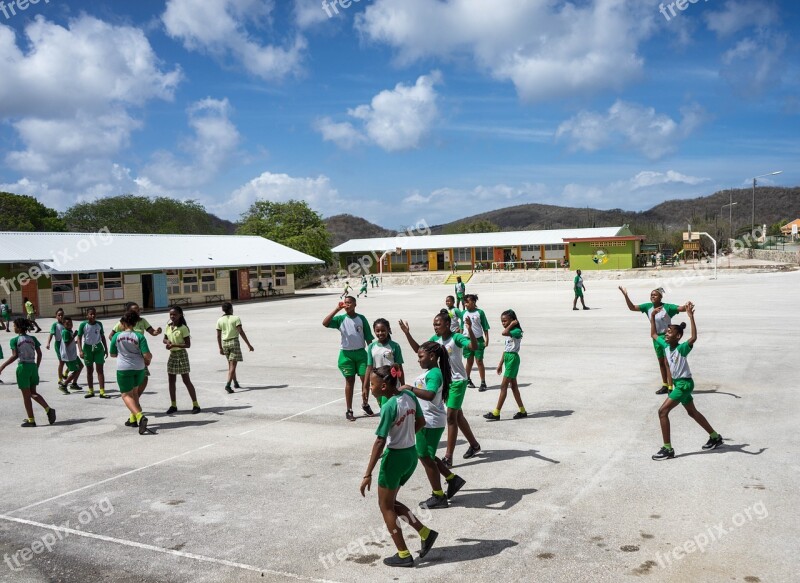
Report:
0,232,324,273
332,226,624,253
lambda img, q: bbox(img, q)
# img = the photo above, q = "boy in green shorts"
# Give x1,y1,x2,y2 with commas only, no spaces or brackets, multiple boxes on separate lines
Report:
484,310,527,421
572,270,588,310
59,316,84,393
454,277,465,309
323,296,374,421
77,308,109,398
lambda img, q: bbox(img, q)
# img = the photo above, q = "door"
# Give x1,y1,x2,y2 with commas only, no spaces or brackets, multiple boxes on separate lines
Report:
493,248,504,268
427,250,438,271
152,273,168,309
21,278,39,316
229,271,239,300
437,252,445,270
141,274,154,309
238,269,252,300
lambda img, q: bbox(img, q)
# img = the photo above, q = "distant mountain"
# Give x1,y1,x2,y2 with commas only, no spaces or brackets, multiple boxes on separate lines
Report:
324,214,396,246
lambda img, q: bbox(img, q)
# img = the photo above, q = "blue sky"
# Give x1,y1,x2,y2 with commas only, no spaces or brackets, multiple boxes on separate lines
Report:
0,0,797,230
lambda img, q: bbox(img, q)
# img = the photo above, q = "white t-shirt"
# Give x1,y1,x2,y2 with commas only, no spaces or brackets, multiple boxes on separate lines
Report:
375,390,422,449
431,333,470,381
414,368,446,429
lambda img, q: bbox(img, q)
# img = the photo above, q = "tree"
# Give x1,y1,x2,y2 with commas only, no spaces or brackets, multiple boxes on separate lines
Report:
62,195,230,234
445,219,501,234
237,200,333,276
0,192,66,231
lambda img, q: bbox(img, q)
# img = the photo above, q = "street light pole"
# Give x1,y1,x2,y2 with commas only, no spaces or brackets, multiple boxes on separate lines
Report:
751,171,783,237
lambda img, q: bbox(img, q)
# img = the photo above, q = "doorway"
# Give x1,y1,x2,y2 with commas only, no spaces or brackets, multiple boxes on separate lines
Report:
141,274,154,309
229,270,239,301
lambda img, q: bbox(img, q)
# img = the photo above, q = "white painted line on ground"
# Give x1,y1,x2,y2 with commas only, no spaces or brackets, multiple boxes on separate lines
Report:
238,397,344,435
0,514,342,583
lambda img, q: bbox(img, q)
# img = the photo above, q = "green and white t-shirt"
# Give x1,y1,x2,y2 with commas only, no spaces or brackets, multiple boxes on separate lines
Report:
504,328,523,353
655,337,692,379
78,321,105,347
414,368,445,429
454,282,465,296
0,303,10,317
366,340,404,368
639,303,680,335
50,321,64,343
430,333,471,381
375,389,423,449
216,315,241,341
327,314,373,351
60,329,78,362
11,334,40,364
445,307,464,333
574,275,584,290
461,308,490,339
110,331,149,371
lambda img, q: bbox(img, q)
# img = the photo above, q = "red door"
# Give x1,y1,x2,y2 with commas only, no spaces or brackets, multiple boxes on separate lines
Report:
21,278,39,316
238,269,251,300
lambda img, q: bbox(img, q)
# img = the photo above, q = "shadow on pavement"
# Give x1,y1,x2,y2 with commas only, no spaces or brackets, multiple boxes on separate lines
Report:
54,417,104,426
675,442,767,458
450,487,538,511
693,390,742,399
418,537,519,567
457,448,560,468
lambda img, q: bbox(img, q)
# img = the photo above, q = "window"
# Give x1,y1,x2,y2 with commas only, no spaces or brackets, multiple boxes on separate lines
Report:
77,273,100,302
274,265,287,287
182,269,199,294
165,270,180,295
102,272,124,300
410,249,428,264
590,241,626,247
52,274,75,304
454,248,471,262
248,267,258,281
259,266,273,278
391,250,407,264
201,268,216,292
474,247,494,261
521,245,537,252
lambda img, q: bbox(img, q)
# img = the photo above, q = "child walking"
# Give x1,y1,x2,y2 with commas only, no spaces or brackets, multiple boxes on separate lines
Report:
109,303,162,399
484,310,527,420
444,296,463,334
216,302,254,393
461,294,490,391
357,275,369,298
400,310,482,466
364,318,404,410
323,296,374,421
572,270,588,310
360,365,438,567
0,318,56,427
23,297,43,333
454,277,466,310
650,304,723,460
165,306,200,414
46,308,66,388
110,311,152,435
411,343,467,509
59,316,84,394
0,299,11,331
77,308,109,398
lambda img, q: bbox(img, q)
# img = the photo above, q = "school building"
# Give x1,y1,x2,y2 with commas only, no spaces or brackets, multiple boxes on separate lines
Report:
332,226,643,272
0,231,324,318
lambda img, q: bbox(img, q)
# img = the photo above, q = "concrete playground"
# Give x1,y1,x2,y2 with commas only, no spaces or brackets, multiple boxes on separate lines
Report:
0,269,797,582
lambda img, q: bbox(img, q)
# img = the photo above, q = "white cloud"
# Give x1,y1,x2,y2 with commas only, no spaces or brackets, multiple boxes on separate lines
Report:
613,170,708,191
705,0,779,37
294,0,329,28
720,35,787,99
163,0,306,80
316,72,442,152
556,101,707,160
356,0,655,103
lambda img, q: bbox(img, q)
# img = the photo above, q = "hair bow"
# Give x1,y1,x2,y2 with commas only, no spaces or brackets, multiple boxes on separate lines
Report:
390,366,400,378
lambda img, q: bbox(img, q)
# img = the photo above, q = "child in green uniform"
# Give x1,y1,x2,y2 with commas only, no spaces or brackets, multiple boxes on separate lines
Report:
444,296,463,334
59,317,84,393
411,342,467,509
400,310,481,466
461,294,490,391
46,308,66,388
110,311,152,435
620,287,689,394
650,304,723,460
454,277,465,310
109,302,162,399
0,318,56,427
484,310,527,420
216,302,255,393
357,275,368,298
0,299,11,331
360,365,438,567
23,297,43,333
340,281,352,299
323,296,374,421
572,270,588,310
364,318,404,411
77,308,109,398
164,306,200,414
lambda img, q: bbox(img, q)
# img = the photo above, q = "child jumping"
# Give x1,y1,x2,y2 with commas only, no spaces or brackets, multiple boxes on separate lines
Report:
650,304,723,460
59,316,84,393
364,318,404,410
323,296,374,421
165,306,200,414
462,294,490,391
360,364,438,567
411,342,467,509
77,308,109,398
110,311,152,435
0,318,56,427
216,302,254,394
484,310,527,420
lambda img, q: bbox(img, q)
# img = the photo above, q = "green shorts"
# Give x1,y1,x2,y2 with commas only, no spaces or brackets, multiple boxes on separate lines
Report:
668,378,694,405
652,334,667,358
2,312,10,322
463,338,485,360
83,344,106,366
378,446,418,490
54,341,62,362
337,349,368,378
574,288,584,298
117,369,145,393
415,427,445,460
503,352,521,379
446,379,468,410
16,362,39,390
65,359,82,372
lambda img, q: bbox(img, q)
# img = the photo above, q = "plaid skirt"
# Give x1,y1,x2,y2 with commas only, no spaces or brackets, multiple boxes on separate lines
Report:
222,338,243,362
167,349,191,375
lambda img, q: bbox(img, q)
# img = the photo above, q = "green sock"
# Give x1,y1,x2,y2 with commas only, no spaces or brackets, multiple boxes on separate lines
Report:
171,401,177,407
192,401,200,407
27,417,34,423
129,413,136,423
44,407,50,413
445,473,455,482
99,388,105,395
710,432,719,439
492,409,500,416
433,489,444,497
87,388,94,394
664,443,672,450
519,406,526,413
135,412,143,422
419,527,430,541
398,549,412,559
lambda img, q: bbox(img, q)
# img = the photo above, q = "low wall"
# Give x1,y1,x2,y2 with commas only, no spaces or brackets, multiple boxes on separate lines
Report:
745,249,800,265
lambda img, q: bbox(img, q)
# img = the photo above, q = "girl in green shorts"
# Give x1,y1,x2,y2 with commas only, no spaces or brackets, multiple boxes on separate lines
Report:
461,294,490,391
650,304,723,460
400,310,481,467
484,309,527,421
46,308,66,389
360,364,438,567
0,318,56,427
110,311,152,435
164,306,200,414
109,302,162,400
411,342,467,509
364,318,404,410
77,307,109,398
